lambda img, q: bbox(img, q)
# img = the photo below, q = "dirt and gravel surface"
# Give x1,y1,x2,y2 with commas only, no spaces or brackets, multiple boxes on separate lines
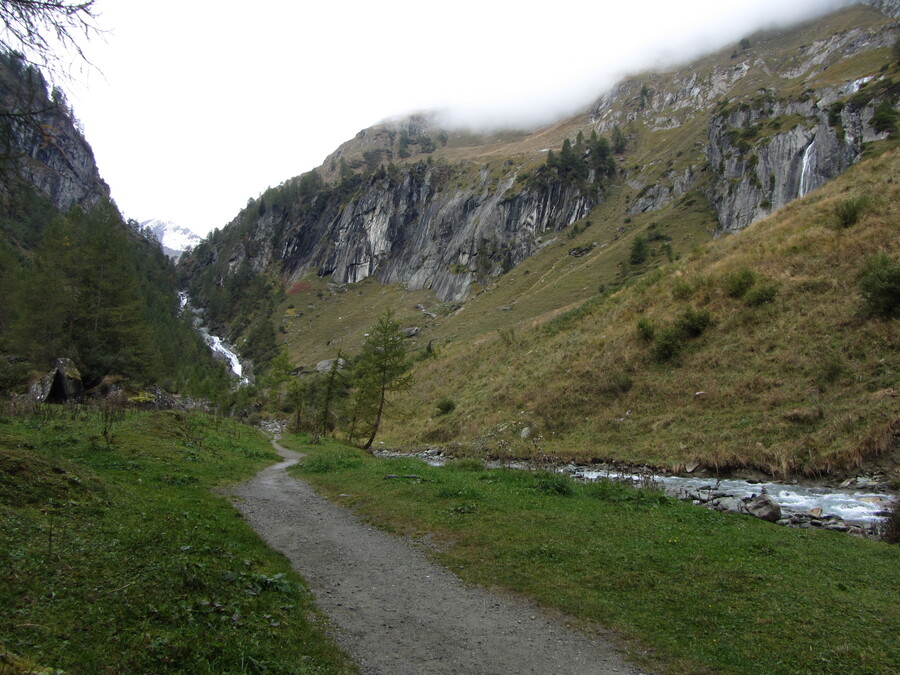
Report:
228,440,646,675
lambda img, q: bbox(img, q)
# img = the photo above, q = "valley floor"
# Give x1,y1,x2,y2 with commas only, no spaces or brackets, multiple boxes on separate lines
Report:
229,440,643,675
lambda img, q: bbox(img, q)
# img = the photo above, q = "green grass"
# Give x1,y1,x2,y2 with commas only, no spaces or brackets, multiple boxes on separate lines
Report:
284,435,900,674
0,407,356,674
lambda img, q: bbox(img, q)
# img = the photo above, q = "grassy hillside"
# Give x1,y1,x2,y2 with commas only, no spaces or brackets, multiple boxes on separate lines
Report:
373,142,900,479
0,406,355,673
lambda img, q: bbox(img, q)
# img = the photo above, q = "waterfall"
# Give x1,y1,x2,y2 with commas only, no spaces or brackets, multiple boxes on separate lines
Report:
798,138,816,198
179,292,249,384
201,329,249,384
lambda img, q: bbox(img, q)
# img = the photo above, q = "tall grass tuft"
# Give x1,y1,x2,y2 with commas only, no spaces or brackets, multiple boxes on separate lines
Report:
834,195,869,228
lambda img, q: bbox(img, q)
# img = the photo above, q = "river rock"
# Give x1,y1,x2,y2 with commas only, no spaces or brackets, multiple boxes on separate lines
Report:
711,496,743,513
742,493,782,522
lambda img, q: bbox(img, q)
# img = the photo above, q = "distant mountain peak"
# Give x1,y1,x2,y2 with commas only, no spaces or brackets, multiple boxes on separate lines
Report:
141,219,202,260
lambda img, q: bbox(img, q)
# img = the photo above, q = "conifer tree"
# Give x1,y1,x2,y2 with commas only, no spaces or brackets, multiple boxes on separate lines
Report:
351,311,413,451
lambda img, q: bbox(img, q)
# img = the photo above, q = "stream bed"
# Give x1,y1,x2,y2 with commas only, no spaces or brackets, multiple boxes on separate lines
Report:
377,448,896,533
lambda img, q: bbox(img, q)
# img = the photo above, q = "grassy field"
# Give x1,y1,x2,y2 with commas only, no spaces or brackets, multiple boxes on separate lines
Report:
284,434,900,675
0,406,356,674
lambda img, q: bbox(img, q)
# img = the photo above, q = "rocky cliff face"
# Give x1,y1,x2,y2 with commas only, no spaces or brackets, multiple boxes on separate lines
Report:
0,53,109,211
587,6,899,233
226,161,596,303
706,79,892,232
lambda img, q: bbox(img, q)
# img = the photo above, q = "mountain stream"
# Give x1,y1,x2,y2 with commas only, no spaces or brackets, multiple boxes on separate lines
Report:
379,449,895,529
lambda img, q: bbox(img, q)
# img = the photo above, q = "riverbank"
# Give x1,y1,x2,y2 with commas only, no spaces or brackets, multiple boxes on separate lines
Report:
374,446,897,537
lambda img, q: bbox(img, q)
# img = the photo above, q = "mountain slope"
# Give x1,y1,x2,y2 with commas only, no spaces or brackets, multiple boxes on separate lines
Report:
0,53,232,396
179,3,898,376
383,143,900,479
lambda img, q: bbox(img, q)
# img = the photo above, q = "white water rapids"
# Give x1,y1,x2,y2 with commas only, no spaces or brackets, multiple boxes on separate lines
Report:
179,292,249,384
571,469,893,525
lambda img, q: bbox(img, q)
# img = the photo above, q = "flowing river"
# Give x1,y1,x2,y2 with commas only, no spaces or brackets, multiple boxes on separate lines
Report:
379,449,895,528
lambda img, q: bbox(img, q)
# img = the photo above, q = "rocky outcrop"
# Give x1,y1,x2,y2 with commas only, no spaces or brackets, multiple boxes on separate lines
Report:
233,162,596,303
705,79,895,232
30,358,83,402
0,53,109,211
184,3,897,313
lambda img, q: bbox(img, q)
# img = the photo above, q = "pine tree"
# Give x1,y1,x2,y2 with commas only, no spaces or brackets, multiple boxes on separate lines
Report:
352,311,413,451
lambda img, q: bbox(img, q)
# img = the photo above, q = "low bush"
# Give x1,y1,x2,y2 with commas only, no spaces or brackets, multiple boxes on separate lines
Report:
636,316,655,341
436,398,457,416
860,253,900,318
744,284,778,306
834,195,869,228
654,326,684,362
533,471,574,496
676,307,713,337
725,268,756,298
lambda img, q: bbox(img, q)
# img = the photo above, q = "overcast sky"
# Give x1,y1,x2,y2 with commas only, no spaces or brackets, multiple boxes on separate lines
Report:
62,0,854,236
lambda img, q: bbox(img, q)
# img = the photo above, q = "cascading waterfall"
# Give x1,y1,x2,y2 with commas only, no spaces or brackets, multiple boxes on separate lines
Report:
798,138,817,198
178,292,249,384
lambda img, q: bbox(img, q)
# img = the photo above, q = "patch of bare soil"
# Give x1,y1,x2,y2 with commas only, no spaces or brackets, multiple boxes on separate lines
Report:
228,440,646,674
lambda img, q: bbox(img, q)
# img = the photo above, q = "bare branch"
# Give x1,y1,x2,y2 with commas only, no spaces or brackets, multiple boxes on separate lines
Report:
0,1,99,76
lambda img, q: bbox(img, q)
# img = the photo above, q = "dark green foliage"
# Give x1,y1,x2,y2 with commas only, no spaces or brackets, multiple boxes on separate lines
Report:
534,471,574,496
398,130,410,158
436,398,456,415
860,253,900,318
612,125,627,154
350,310,414,450
532,131,616,196
653,326,683,362
834,195,869,228
829,101,845,128
589,131,616,180
636,316,655,341
629,235,648,265
744,284,778,307
1,191,229,393
676,307,712,336
871,100,898,136
725,268,757,298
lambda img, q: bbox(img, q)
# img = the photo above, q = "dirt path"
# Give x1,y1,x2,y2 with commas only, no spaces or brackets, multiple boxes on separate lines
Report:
228,440,646,675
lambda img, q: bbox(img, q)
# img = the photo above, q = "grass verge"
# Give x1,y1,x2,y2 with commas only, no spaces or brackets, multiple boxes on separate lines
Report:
285,434,900,675
0,406,356,674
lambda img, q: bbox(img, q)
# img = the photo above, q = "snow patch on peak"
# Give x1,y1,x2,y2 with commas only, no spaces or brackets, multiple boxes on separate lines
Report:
141,219,203,260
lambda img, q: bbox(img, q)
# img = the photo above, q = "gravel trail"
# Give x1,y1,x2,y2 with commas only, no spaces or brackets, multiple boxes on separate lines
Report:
228,440,646,675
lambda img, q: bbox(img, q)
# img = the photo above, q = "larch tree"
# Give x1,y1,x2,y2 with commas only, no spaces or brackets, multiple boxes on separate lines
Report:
352,311,413,451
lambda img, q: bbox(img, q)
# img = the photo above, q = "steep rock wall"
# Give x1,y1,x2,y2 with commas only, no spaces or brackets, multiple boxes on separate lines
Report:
271,164,595,302
705,81,894,232
0,55,109,211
